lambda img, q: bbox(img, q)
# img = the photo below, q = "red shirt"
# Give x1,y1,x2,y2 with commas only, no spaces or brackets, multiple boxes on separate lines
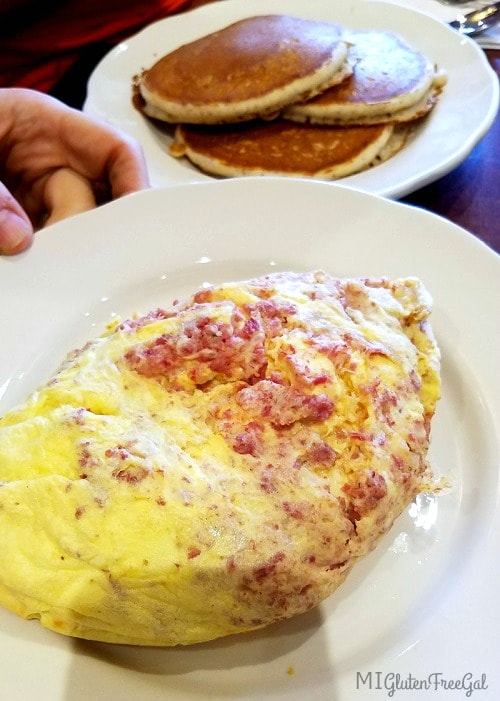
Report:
0,0,191,92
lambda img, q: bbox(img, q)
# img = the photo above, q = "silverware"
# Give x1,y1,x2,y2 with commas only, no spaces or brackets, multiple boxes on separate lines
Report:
449,2,500,36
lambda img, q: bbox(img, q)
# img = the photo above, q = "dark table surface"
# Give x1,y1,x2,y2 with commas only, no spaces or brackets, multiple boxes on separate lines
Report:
403,51,499,255
181,0,500,256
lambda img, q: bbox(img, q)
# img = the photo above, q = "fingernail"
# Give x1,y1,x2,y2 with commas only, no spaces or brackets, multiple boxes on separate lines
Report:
0,209,33,254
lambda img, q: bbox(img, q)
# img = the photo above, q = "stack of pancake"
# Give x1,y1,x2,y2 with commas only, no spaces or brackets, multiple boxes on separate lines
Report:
137,14,447,180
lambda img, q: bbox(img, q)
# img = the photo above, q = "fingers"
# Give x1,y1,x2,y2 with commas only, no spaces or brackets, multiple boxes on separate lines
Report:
105,136,150,199
0,181,33,255
1,165,126,256
43,168,97,226
57,106,150,198
0,88,150,252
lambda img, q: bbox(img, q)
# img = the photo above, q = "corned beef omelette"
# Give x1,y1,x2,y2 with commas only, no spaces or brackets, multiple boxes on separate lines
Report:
0,271,441,646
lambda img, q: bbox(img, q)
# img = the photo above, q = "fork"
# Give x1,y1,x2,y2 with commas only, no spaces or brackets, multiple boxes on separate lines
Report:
437,0,478,5
449,2,500,35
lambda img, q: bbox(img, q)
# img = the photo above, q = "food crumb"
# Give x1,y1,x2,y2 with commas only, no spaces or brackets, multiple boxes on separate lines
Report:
287,665,295,676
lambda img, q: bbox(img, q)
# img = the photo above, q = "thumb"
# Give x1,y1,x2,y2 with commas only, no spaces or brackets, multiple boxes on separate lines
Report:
0,181,34,255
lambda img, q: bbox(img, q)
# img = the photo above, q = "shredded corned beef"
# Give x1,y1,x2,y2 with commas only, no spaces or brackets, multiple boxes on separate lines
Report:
124,303,267,387
236,379,333,427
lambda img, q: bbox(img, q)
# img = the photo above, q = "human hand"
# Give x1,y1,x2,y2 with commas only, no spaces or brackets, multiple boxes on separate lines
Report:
0,88,149,254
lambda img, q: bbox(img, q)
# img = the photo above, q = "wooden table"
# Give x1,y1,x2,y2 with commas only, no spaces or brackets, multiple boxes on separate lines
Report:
182,1,500,255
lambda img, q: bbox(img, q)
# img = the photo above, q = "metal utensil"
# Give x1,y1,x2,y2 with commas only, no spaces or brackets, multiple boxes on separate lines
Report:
449,2,500,36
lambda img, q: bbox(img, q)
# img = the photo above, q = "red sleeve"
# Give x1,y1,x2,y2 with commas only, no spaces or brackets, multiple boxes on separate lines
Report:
0,0,192,92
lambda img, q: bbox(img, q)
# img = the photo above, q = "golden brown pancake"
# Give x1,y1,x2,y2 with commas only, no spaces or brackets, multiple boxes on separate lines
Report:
283,30,446,125
170,119,399,179
139,15,351,124
371,124,412,164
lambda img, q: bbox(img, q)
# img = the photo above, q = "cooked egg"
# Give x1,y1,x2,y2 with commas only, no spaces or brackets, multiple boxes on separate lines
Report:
0,271,440,645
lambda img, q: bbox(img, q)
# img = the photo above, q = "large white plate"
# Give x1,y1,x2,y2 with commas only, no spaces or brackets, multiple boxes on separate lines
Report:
83,0,499,199
1,178,499,700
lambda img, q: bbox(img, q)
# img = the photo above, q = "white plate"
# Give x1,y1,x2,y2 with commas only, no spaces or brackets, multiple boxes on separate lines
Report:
1,178,499,700
83,0,499,199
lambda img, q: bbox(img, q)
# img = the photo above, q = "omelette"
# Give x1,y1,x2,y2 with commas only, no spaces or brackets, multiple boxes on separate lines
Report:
0,271,441,646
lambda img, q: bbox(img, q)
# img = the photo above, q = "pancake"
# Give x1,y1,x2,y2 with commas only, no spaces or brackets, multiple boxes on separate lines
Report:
283,30,447,125
139,15,351,124
0,271,441,646
315,79,447,127
371,123,412,165
170,119,398,179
